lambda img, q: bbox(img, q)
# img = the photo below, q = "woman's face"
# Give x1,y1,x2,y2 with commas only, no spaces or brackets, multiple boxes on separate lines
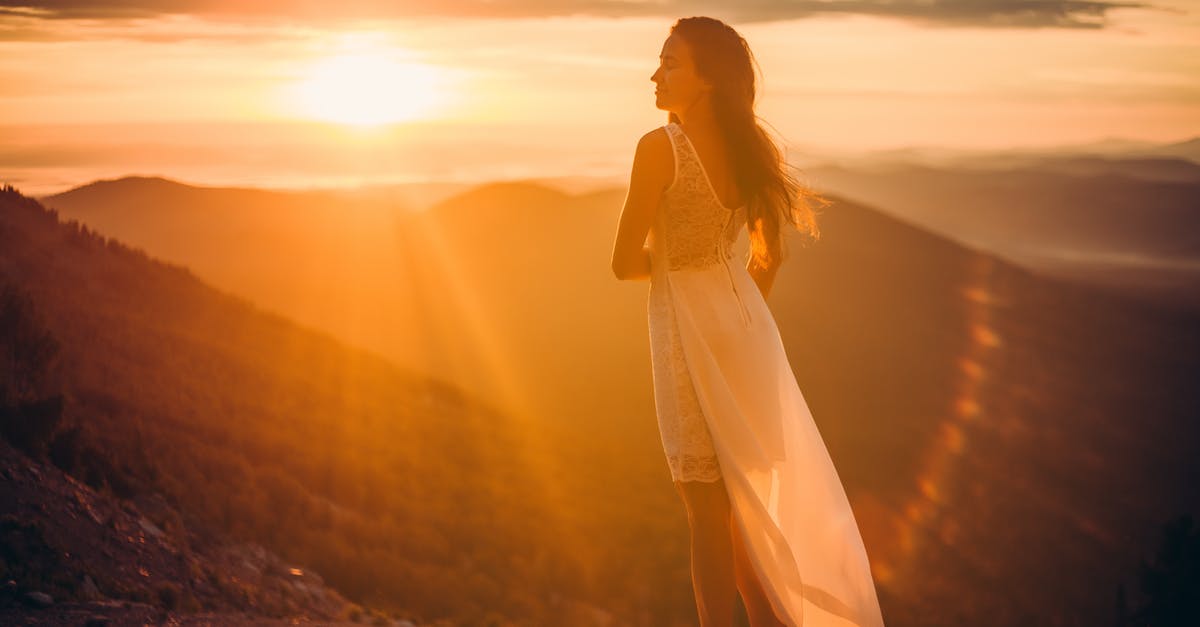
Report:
651,33,711,115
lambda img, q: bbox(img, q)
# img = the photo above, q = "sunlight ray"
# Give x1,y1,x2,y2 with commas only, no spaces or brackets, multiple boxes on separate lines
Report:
399,210,583,550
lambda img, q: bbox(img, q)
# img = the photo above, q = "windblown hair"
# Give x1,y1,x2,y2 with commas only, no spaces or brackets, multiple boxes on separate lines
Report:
668,16,829,269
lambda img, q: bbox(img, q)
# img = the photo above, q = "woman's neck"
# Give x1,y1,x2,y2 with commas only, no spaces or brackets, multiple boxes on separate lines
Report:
676,98,719,139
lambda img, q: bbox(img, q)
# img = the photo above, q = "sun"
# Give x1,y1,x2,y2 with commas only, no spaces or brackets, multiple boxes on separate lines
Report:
288,44,450,127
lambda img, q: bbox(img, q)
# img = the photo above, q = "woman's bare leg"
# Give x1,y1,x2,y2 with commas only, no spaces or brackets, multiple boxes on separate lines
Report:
675,478,736,627
731,513,787,627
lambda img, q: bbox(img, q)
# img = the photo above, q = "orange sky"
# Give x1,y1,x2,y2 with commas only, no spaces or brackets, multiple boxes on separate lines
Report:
1,1,1197,194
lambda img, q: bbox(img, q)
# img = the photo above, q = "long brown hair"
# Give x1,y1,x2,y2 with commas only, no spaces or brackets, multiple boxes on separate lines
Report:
667,16,829,268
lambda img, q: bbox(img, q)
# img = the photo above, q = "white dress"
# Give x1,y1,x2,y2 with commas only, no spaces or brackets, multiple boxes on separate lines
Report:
646,122,886,627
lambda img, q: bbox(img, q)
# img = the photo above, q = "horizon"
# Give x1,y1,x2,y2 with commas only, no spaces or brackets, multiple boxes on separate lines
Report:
11,129,1200,200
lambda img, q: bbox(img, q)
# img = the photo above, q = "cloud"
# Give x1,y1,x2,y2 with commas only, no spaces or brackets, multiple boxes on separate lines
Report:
0,0,1168,30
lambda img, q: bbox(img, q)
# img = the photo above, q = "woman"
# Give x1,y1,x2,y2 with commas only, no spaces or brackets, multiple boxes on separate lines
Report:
610,16,886,627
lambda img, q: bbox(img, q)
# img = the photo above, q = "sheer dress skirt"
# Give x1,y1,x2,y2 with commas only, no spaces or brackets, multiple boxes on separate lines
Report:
648,260,724,484
649,254,886,627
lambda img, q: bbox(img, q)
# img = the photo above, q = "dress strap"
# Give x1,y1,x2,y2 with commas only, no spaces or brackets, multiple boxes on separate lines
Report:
663,123,684,190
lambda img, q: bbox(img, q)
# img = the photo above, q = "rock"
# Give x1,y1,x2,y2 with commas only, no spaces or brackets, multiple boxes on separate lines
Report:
22,590,53,608
81,574,103,601
287,577,328,606
86,506,106,526
2,579,17,600
84,616,110,627
137,517,164,538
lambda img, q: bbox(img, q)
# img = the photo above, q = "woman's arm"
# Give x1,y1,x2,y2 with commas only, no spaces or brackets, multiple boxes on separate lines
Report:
611,129,671,281
616,246,653,281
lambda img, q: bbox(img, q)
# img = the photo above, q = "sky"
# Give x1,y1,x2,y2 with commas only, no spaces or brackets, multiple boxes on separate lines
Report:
1,0,1197,194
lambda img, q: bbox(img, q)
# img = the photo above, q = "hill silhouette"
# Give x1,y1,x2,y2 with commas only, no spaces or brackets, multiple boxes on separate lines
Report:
16,176,1200,625
0,184,611,625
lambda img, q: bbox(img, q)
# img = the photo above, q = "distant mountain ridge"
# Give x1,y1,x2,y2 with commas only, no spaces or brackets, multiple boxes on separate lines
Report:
825,135,1200,171
804,159,1200,311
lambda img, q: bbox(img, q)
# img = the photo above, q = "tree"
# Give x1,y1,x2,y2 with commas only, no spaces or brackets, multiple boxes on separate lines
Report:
1124,514,1200,627
0,282,64,456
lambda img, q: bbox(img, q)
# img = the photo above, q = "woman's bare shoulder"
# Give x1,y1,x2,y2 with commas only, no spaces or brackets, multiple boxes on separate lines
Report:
633,126,673,186
637,125,671,155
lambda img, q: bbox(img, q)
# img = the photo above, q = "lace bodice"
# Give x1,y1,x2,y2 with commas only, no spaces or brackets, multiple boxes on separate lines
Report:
648,122,746,271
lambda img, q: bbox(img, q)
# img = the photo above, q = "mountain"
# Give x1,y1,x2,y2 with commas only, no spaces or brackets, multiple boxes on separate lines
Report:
37,176,660,469
804,162,1200,311
28,174,1200,624
1134,136,1200,163
0,184,617,625
942,154,1200,184
823,136,1200,179
766,190,1200,625
1051,137,1163,155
